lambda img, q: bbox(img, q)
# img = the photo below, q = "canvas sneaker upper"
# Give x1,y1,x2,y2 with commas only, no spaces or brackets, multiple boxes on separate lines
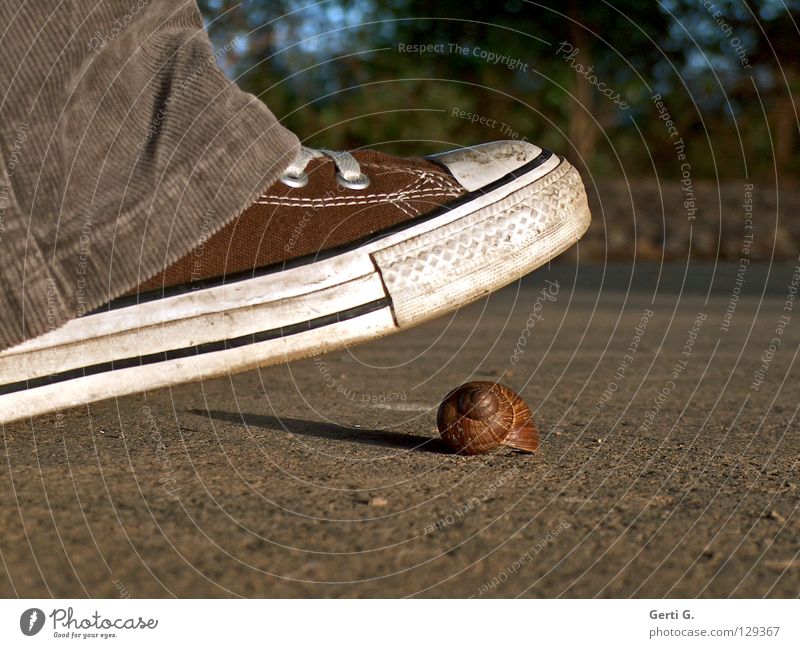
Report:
137,147,468,293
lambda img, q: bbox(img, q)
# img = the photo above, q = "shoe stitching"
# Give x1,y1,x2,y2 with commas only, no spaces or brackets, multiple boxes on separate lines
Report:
258,161,463,206
254,188,462,208
257,170,462,207
364,163,461,191
257,174,429,203
418,172,457,192
388,195,418,219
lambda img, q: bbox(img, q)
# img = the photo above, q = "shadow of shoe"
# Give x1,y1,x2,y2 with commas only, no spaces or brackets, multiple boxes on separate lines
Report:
190,409,450,454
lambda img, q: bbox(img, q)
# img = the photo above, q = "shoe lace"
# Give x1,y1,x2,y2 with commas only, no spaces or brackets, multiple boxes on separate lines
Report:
281,146,370,189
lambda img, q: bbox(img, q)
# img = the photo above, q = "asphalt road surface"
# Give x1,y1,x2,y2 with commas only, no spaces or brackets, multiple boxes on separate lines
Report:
2,261,798,598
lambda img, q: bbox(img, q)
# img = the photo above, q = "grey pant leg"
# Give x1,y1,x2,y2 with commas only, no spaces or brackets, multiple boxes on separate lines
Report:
0,1,299,350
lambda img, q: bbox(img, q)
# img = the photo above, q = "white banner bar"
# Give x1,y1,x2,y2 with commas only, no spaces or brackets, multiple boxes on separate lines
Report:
2,599,798,647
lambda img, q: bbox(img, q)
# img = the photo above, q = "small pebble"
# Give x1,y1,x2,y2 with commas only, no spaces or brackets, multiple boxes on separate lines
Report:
369,496,388,507
767,510,786,524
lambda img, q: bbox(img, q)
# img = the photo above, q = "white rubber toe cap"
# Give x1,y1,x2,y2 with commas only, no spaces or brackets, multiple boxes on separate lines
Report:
427,140,545,192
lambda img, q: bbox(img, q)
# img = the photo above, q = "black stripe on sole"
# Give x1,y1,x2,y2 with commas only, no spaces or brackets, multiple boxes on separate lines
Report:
0,298,391,397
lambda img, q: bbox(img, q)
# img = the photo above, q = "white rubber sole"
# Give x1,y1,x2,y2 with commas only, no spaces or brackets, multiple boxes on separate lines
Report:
0,155,590,425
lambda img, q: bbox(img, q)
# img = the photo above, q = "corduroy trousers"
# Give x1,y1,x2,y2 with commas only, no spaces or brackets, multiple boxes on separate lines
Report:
0,1,299,350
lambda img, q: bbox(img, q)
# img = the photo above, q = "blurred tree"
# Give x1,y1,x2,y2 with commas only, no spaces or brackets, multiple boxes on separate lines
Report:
375,0,677,170
661,0,800,179
196,0,799,180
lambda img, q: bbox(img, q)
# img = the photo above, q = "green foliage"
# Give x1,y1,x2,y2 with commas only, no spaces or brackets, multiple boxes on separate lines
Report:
197,0,799,179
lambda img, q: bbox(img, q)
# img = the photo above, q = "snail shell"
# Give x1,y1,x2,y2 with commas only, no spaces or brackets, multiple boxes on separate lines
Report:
436,381,538,455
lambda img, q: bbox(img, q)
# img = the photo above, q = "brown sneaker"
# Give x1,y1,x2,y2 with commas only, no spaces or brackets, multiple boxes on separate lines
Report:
0,141,590,423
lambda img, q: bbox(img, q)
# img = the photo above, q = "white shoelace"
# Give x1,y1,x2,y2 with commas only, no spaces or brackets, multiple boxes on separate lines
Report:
281,146,370,189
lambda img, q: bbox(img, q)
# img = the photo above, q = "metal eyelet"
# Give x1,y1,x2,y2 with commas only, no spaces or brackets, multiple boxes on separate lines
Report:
335,172,370,190
280,172,308,188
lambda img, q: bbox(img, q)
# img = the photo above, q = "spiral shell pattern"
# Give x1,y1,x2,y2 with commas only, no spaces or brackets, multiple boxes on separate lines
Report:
436,381,538,455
